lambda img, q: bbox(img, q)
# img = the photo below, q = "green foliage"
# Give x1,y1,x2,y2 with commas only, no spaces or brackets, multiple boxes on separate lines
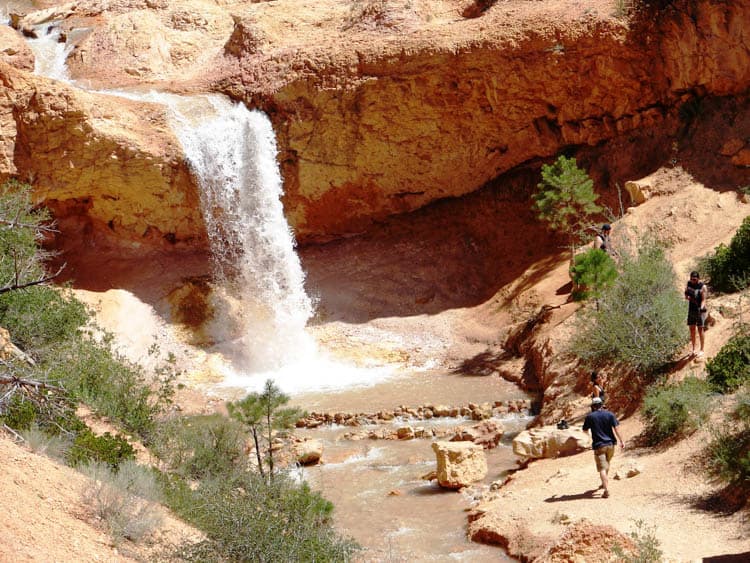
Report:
0,379,85,437
641,377,714,444
68,429,136,469
151,414,246,480
706,388,750,487
698,215,750,292
163,471,359,562
533,155,603,245
612,519,664,562
0,395,38,430
705,330,750,392
45,337,174,439
81,460,163,544
570,248,618,301
0,179,50,287
0,285,88,354
228,379,305,481
570,240,686,373
0,180,171,441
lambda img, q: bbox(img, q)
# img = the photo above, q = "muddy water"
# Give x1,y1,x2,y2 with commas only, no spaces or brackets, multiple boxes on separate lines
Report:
292,371,531,561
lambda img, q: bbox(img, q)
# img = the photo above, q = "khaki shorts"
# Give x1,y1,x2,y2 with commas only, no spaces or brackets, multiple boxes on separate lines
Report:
594,445,615,472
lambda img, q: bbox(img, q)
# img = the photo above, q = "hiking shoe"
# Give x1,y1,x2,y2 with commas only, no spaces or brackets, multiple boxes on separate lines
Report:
603,490,610,498
697,351,704,358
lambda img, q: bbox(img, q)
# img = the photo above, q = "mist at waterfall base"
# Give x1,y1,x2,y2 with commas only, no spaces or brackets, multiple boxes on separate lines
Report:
14,22,401,396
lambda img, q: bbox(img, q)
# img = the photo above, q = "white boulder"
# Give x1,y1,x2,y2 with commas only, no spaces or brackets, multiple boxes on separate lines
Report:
512,426,590,461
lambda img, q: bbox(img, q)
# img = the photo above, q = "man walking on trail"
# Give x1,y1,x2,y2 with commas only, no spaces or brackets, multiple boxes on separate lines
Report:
582,397,624,498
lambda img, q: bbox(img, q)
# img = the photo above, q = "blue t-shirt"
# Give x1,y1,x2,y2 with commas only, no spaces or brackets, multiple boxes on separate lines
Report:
582,409,619,449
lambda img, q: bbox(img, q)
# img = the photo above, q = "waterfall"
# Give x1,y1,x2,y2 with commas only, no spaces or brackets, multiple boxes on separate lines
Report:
157,93,316,373
11,15,399,394
26,24,73,81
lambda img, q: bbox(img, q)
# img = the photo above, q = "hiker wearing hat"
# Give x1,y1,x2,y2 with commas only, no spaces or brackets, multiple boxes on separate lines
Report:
593,223,615,256
582,397,624,498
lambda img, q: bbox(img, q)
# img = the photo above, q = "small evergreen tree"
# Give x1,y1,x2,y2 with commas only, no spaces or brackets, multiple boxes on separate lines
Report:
0,179,61,294
533,155,604,263
570,248,618,301
227,379,305,482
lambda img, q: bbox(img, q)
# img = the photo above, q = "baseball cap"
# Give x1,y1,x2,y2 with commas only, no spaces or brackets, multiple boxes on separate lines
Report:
591,397,603,406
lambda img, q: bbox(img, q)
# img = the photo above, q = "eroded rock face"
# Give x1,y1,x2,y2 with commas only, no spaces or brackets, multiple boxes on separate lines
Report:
0,27,34,72
1,0,748,251
245,0,750,241
0,62,205,248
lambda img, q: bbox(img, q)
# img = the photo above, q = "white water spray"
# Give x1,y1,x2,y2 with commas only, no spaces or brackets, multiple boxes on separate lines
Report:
26,24,73,81
163,94,316,373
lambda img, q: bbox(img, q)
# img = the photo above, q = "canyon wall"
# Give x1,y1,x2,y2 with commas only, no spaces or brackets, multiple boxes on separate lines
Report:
0,0,748,248
254,0,750,240
0,62,204,248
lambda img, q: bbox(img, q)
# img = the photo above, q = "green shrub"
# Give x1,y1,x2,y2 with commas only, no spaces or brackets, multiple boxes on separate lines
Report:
570,240,685,372
0,286,88,355
706,388,750,487
0,395,38,430
641,377,714,444
570,248,618,301
705,331,750,392
612,519,664,562
0,179,50,286
707,427,750,487
0,388,84,437
81,460,163,543
67,429,135,469
150,414,246,480
163,471,359,562
45,337,173,439
699,215,750,292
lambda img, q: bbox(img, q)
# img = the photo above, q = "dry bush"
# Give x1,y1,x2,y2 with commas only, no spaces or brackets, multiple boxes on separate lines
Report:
81,460,163,544
20,424,70,461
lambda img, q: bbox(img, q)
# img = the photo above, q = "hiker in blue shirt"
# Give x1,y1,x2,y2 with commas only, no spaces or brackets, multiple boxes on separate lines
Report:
582,397,624,499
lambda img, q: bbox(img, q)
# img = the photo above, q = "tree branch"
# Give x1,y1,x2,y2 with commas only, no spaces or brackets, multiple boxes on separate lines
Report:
0,217,57,232
0,263,66,295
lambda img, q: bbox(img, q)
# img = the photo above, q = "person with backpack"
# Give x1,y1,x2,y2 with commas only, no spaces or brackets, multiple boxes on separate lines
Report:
685,271,708,358
593,223,615,256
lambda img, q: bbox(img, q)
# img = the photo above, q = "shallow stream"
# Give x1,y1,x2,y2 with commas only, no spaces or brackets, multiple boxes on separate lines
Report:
290,370,531,561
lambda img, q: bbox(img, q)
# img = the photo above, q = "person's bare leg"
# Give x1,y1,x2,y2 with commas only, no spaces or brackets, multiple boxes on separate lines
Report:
689,325,697,355
698,327,705,353
600,468,609,497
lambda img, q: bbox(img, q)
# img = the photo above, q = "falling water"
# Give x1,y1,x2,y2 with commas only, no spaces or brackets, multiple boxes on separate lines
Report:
13,15,399,392
156,93,317,373
27,25,73,81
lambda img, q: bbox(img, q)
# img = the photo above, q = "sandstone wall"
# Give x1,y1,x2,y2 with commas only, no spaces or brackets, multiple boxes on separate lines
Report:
259,0,750,240
0,61,205,248
1,0,748,249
